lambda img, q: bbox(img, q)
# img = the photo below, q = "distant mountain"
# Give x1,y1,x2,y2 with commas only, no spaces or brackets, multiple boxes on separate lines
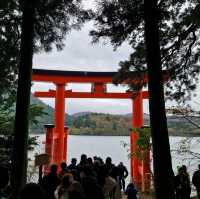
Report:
30,96,200,136
30,96,73,134
72,112,92,118
123,113,149,120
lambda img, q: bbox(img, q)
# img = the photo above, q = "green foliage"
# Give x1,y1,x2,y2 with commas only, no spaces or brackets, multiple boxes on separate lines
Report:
130,127,151,160
0,0,91,106
29,104,48,126
0,1,19,106
90,0,200,101
0,102,46,166
70,113,132,135
0,103,15,135
136,127,151,151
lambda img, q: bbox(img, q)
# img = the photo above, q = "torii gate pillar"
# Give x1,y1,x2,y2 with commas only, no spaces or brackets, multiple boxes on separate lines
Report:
52,83,66,165
131,91,143,186
63,126,69,162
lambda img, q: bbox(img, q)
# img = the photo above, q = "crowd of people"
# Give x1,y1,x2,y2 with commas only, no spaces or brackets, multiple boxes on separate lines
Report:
38,154,131,199
174,164,200,199
1,155,200,199
0,154,136,199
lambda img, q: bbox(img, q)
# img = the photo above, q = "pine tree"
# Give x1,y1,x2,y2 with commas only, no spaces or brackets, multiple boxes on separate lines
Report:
90,0,200,101
89,0,200,198
2,0,91,198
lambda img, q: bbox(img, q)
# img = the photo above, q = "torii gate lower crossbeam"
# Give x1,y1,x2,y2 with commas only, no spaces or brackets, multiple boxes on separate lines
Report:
32,69,156,190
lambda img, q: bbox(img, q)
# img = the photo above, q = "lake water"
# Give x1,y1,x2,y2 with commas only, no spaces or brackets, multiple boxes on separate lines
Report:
30,134,200,181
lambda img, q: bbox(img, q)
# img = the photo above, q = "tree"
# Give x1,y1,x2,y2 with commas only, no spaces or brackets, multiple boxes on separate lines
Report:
89,0,192,197
90,0,200,101
4,0,91,198
0,1,19,107
143,1,175,198
0,103,46,168
167,105,200,167
10,2,37,197
0,0,91,107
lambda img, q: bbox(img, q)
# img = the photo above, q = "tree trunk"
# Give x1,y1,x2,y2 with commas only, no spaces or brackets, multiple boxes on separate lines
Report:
10,1,35,198
143,0,175,198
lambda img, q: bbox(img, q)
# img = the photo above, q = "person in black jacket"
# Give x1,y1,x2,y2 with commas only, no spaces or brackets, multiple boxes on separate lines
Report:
80,166,105,199
40,164,60,199
192,164,200,199
68,158,77,171
118,162,128,191
174,166,191,199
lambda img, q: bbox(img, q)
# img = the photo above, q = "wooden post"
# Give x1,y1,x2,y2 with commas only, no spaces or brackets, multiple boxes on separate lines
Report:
63,126,68,162
52,84,65,166
44,124,54,173
131,91,143,188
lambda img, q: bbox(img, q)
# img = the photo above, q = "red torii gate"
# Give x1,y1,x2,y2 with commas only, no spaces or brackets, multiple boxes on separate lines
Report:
32,69,153,188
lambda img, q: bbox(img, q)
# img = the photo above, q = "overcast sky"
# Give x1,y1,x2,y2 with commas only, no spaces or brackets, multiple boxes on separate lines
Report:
32,0,200,115
32,20,142,115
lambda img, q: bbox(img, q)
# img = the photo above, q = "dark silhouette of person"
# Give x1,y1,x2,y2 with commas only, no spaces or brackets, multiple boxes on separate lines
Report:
19,183,47,199
87,157,93,167
55,173,74,199
192,164,200,199
98,165,117,199
58,162,68,179
79,154,88,166
40,164,60,199
105,157,114,174
0,166,9,199
109,166,122,199
69,179,86,199
110,166,120,182
93,156,98,162
55,173,85,199
68,158,77,171
118,162,128,191
80,166,105,199
125,182,138,199
174,166,191,199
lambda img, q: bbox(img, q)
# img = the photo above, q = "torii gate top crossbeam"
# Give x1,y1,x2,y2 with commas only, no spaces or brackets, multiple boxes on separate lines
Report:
33,69,117,83
32,69,151,99
32,69,149,84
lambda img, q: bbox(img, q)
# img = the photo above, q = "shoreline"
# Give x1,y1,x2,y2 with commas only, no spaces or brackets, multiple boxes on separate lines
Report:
30,133,200,137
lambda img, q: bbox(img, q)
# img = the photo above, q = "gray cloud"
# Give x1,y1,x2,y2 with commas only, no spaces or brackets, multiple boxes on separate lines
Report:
33,21,132,71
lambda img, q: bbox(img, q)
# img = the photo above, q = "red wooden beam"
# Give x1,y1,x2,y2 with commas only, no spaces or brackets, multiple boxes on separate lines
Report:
32,74,113,84
32,69,170,87
142,91,149,99
34,90,149,99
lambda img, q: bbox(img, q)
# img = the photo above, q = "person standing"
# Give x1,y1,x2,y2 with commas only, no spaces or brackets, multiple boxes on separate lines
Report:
54,173,73,199
192,164,200,199
58,162,68,180
174,166,191,199
117,162,128,192
40,164,60,199
68,158,77,171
